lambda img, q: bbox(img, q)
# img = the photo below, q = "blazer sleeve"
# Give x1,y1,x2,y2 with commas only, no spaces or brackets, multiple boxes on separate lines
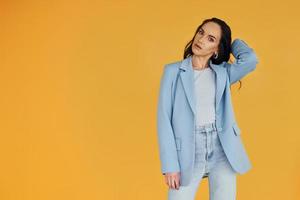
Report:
156,65,180,175
225,38,259,85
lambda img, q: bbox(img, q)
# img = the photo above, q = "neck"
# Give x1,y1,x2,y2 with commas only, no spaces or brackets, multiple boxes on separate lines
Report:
192,55,210,70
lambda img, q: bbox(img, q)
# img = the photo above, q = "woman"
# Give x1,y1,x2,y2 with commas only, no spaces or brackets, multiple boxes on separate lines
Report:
156,17,258,200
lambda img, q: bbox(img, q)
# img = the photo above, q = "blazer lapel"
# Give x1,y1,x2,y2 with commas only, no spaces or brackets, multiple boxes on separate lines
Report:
179,57,195,115
210,60,227,110
179,56,226,116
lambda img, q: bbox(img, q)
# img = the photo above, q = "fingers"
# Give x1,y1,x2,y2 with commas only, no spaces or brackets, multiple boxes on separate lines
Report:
174,174,180,190
171,177,176,189
164,172,180,190
167,176,172,189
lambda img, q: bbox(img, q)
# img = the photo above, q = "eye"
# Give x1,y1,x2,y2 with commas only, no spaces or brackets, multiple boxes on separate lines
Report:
208,37,215,42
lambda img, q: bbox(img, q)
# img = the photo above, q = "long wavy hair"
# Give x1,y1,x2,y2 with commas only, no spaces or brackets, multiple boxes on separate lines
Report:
183,17,242,90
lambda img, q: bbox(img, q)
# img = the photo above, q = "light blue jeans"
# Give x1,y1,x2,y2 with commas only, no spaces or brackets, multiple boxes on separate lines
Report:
168,121,237,200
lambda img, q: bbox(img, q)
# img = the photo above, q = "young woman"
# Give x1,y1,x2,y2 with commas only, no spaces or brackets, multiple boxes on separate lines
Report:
156,17,258,200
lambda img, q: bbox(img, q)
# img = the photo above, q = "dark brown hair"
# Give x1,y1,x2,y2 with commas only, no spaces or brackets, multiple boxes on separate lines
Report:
183,17,242,90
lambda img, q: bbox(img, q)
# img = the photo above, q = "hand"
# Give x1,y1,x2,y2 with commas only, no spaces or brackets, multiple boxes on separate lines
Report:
164,172,181,190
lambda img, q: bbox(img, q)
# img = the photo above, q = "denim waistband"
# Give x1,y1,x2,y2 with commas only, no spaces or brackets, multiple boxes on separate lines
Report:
195,121,217,132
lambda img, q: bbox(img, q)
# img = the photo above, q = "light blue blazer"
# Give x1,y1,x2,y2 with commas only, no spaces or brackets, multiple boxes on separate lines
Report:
156,39,259,186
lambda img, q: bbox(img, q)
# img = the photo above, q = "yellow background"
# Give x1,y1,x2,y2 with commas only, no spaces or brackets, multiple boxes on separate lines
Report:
1,0,300,199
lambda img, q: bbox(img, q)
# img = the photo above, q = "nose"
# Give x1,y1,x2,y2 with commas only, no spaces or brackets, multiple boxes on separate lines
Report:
197,37,204,44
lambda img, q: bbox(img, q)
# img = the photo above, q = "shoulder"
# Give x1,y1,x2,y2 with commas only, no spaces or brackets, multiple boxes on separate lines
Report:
163,59,182,74
212,61,230,72
159,59,182,84
221,61,230,69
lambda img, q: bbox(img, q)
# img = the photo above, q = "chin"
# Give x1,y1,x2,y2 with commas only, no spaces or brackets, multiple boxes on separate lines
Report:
192,47,204,54
192,50,204,56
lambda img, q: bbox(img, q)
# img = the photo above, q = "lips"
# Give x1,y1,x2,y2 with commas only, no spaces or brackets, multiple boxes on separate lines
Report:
195,44,202,49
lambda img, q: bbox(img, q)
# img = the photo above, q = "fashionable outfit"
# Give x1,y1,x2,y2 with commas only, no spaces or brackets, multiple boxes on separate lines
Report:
156,39,259,199
167,67,236,200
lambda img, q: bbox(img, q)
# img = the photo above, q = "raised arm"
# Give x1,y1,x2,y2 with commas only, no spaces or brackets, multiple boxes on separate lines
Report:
156,65,180,175
225,38,259,84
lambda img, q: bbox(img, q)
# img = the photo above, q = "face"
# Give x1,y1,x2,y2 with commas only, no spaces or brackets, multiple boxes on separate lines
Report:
192,22,221,58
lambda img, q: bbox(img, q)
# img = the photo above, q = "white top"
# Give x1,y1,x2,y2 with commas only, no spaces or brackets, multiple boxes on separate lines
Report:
193,66,216,125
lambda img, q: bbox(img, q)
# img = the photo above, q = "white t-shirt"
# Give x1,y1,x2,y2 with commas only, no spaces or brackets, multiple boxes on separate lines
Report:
193,66,216,126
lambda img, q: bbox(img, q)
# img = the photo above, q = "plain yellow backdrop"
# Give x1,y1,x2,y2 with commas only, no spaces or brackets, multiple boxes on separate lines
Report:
1,0,300,199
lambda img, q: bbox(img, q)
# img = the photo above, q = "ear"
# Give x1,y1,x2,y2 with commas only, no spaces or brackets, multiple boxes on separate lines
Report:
214,46,219,54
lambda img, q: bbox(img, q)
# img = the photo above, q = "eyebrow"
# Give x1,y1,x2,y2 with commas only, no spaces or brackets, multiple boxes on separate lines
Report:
199,28,217,40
